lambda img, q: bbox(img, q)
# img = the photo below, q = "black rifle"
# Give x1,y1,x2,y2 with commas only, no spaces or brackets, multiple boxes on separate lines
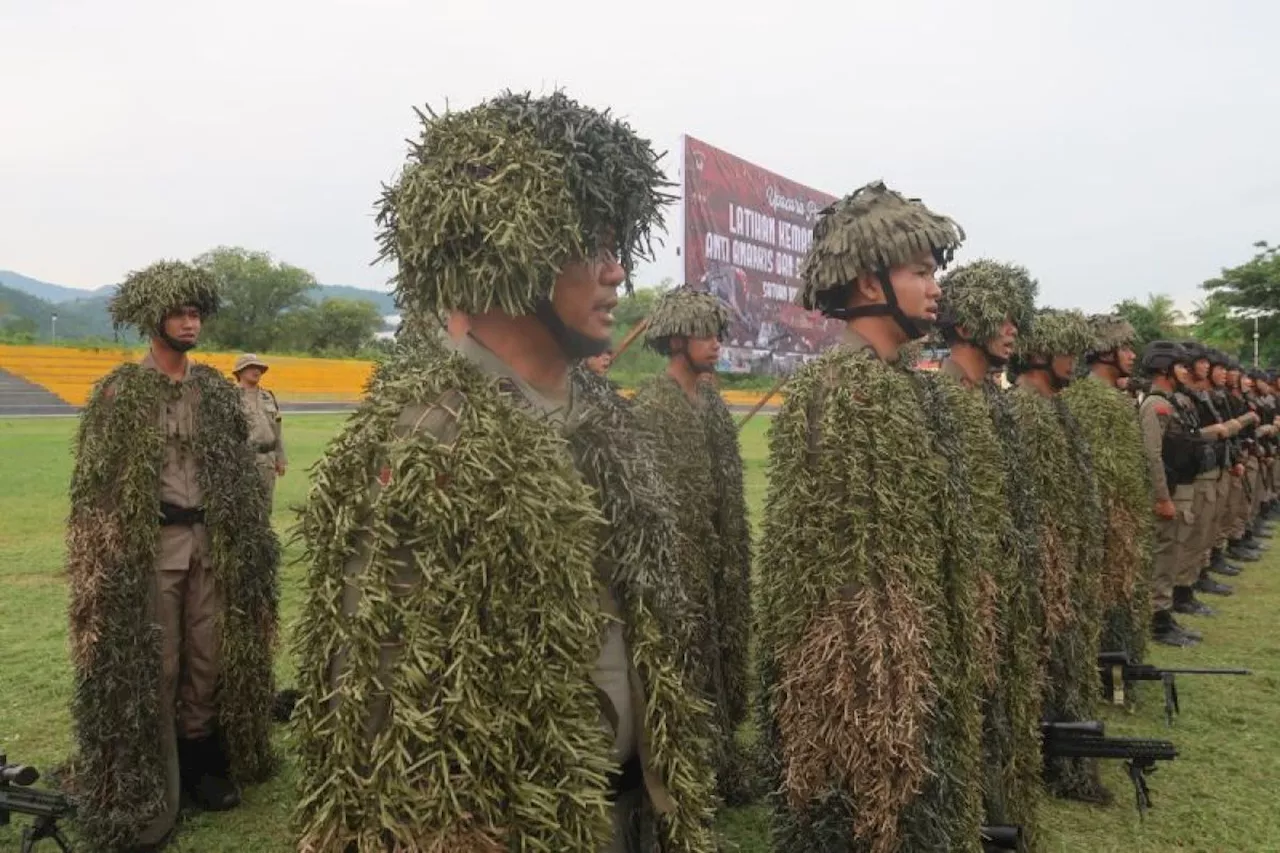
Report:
1040,721,1177,816
0,755,73,852
980,824,1021,851
1098,650,1252,726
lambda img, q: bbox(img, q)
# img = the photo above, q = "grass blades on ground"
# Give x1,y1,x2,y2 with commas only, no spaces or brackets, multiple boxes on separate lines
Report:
1,414,1277,852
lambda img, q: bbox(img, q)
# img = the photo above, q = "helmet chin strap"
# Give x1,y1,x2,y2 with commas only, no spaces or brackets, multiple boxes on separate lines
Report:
1094,350,1130,378
825,269,928,341
534,298,610,360
1025,359,1072,390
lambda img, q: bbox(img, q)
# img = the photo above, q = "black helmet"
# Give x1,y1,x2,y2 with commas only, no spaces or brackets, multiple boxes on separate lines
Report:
1140,340,1188,376
1180,340,1209,363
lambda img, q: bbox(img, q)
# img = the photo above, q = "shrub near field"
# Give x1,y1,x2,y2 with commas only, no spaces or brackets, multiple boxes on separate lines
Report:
1,414,1279,852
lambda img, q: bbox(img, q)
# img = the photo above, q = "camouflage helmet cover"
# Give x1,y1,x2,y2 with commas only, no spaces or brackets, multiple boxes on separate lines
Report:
376,89,674,321
108,260,220,335
799,181,965,315
936,258,1038,346
1085,313,1138,358
644,285,730,355
1012,307,1093,363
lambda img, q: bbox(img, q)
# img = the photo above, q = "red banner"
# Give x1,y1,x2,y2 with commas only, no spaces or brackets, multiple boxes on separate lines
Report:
681,135,843,374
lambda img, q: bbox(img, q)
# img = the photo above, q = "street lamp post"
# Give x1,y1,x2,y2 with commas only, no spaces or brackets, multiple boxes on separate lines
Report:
51,312,58,345
1254,315,1260,368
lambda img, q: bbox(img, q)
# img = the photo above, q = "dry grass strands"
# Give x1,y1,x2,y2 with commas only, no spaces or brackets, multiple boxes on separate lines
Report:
643,286,731,355
937,259,1038,348
65,362,279,851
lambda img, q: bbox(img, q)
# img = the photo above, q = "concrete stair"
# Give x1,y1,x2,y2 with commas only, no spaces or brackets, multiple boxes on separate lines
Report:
0,368,77,416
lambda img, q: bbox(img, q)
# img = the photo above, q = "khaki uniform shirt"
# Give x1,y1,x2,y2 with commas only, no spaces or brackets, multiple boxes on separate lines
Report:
241,386,286,465
1139,393,1175,503
138,352,207,571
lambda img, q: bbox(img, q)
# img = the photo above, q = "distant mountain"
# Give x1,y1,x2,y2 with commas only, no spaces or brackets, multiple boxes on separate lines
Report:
0,268,397,341
0,270,112,304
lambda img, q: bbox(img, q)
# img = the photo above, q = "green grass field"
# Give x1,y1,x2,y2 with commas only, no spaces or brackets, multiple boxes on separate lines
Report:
2,413,1278,852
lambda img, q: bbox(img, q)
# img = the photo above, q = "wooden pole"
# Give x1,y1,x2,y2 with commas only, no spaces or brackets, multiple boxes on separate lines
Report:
737,375,787,430
606,317,650,368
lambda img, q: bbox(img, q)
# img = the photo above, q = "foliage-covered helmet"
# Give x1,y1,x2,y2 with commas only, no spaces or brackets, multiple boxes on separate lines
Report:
644,285,730,356
1139,340,1189,376
1009,307,1092,374
799,181,964,338
375,90,673,321
1084,314,1138,362
108,260,220,335
936,259,1037,346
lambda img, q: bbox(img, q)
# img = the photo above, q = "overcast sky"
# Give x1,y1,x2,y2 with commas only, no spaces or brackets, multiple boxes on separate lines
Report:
4,0,1277,316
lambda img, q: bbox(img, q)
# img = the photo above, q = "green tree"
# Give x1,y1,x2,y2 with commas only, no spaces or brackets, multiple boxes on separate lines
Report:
195,246,316,351
302,298,384,356
1191,294,1246,356
1113,293,1186,350
1200,241,1280,366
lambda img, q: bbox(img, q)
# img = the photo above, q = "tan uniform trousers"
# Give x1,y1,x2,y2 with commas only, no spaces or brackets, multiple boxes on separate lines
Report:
138,524,221,846
255,453,278,509
1227,465,1251,541
1214,468,1234,550
1154,484,1195,612
1249,457,1265,521
1184,471,1219,585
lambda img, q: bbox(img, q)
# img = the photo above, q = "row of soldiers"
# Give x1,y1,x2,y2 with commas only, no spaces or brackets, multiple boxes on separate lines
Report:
53,87,1266,853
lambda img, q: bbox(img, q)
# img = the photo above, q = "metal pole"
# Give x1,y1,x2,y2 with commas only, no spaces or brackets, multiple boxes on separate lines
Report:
1254,315,1259,367
51,313,57,345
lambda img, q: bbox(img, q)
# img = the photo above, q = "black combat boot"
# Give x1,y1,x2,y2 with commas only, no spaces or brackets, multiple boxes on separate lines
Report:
1152,610,1198,647
1170,614,1203,642
1227,539,1262,562
1209,548,1243,577
178,734,241,812
1194,571,1234,597
1173,585,1216,617
1242,528,1270,549
1250,520,1275,539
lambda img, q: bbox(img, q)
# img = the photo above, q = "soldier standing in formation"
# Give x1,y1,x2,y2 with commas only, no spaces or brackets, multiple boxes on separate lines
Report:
756,181,985,852
291,90,716,853
1007,307,1110,803
630,285,753,805
1063,316,1153,663
65,261,279,853
1136,342,1204,647
233,353,287,509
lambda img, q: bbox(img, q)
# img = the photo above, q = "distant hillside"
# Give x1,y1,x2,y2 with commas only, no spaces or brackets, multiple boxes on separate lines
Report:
0,269,396,341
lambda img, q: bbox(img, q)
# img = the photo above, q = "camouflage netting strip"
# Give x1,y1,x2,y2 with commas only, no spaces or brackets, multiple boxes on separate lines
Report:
1013,308,1093,362
566,367,718,851
755,346,955,853
1009,386,1109,802
799,181,965,311
643,287,730,350
375,90,674,318
938,259,1038,345
66,363,278,852
108,261,220,335
292,341,715,853
982,383,1047,851
1086,314,1138,356
1062,377,1153,664
903,372,986,852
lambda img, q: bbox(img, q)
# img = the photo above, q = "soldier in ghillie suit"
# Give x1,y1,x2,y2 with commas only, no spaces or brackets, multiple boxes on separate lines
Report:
1007,307,1110,804
756,181,985,852
630,285,752,804
934,259,1043,851
1063,315,1154,665
65,261,280,853
291,90,716,853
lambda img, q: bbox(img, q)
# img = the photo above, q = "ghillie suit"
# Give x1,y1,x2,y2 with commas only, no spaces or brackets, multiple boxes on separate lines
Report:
291,90,716,853
1009,308,1109,804
65,261,279,851
935,259,1043,850
1063,315,1154,667
756,182,983,853
631,286,753,804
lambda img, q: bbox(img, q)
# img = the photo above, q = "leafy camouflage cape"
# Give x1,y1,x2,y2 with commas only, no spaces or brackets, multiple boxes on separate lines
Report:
630,374,752,802
1062,375,1154,666
756,344,983,853
1008,386,1109,801
931,368,1044,851
65,363,280,851
291,338,717,853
